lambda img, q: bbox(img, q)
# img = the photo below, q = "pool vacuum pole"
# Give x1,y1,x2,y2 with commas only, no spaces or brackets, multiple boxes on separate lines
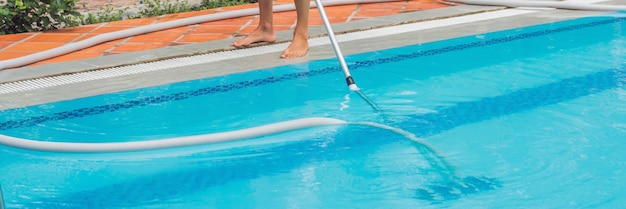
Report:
314,0,359,91
314,0,381,111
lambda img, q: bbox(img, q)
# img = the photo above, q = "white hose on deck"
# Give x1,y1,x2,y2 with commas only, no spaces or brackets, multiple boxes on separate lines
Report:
2,0,622,70
448,0,626,11
0,0,404,70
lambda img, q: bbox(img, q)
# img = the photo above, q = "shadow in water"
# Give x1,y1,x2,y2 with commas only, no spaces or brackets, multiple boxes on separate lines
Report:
405,69,623,201
415,176,502,202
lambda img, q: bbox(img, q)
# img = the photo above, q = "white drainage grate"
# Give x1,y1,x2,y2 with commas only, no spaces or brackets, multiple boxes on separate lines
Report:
0,9,535,95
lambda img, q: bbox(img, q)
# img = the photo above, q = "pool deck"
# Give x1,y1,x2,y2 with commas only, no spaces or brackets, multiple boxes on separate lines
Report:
0,0,616,110
0,0,449,75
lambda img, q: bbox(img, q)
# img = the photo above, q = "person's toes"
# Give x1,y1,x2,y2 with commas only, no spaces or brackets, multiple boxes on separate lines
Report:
280,49,307,59
232,40,250,48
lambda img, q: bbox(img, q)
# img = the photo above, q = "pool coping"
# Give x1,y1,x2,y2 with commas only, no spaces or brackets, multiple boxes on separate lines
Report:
0,5,502,83
0,5,614,110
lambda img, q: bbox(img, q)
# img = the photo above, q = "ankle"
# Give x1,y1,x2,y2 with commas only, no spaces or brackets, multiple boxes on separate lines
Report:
293,32,308,41
257,23,274,32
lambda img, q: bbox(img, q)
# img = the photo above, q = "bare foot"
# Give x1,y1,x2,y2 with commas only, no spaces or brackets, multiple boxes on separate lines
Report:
280,35,309,59
232,28,276,48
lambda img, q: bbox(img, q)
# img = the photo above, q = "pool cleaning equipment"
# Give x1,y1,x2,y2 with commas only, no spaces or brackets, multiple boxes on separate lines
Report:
0,118,342,152
0,116,463,191
0,117,453,176
0,117,423,153
314,0,382,112
0,116,499,199
0,0,404,70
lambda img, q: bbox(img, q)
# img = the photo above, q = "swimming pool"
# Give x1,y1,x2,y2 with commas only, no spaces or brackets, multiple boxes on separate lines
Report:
1,14,626,208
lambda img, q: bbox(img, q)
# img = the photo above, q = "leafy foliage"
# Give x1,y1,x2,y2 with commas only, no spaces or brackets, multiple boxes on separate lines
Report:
0,0,82,35
137,0,192,17
79,2,126,25
0,0,260,35
200,0,258,8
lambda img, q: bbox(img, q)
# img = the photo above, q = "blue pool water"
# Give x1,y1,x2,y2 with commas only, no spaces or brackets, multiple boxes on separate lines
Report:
1,15,626,208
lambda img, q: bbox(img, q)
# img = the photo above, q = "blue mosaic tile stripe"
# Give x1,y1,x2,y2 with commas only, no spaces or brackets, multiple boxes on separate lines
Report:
0,17,624,131
348,17,625,70
0,70,330,131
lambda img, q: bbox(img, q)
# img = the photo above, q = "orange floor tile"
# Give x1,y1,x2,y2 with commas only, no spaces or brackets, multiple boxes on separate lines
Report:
0,0,448,68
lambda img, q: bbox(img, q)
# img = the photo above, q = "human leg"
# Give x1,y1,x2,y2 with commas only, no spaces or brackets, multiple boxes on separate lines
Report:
280,0,310,58
231,0,276,47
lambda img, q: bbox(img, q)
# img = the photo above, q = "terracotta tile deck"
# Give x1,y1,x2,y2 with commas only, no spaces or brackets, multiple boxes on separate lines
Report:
0,0,448,68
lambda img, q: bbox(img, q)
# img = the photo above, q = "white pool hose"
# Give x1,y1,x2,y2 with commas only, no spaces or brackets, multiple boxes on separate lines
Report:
0,0,404,70
448,0,626,11
0,116,455,177
0,117,443,160
0,117,461,201
0,117,344,152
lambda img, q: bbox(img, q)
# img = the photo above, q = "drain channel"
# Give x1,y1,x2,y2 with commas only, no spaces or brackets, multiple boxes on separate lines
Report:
0,9,534,95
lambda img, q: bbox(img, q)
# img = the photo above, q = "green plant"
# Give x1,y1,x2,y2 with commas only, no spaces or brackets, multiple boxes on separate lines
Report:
0,0,82,35
137,0,193,17
80,2,126,25
0,0,262,35
80,0,197,25
200,0,258,9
